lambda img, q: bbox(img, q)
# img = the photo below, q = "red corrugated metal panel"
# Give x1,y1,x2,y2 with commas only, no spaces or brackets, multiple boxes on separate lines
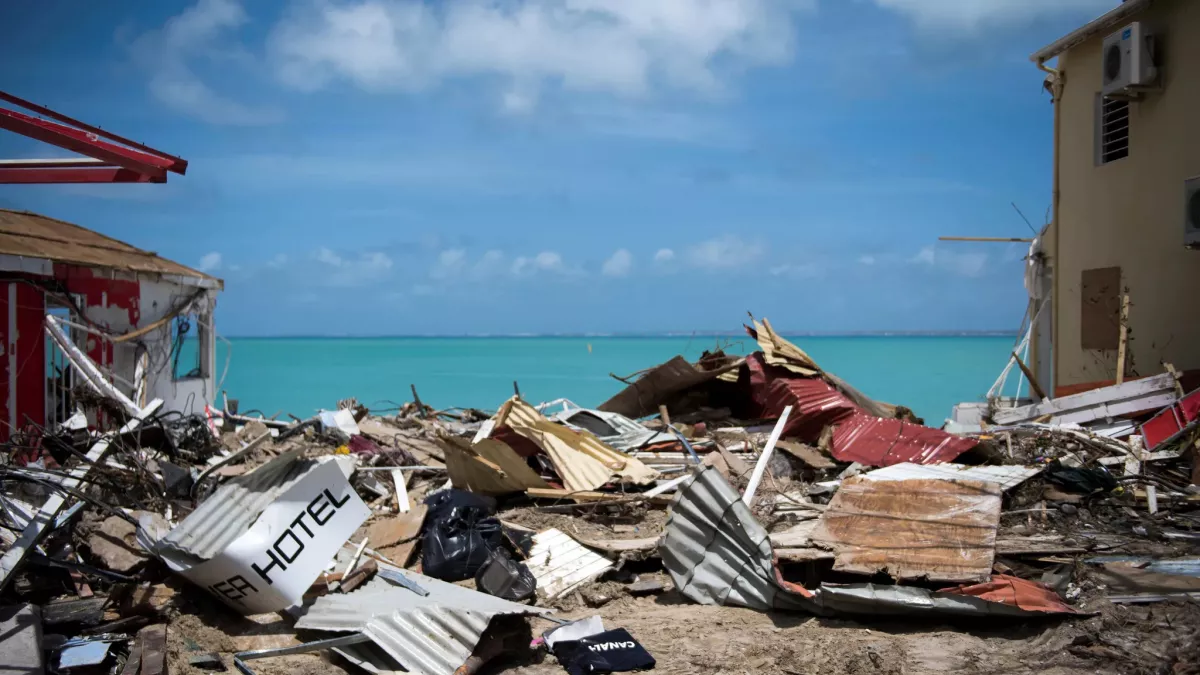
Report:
832,411,977,466
941,575,1080,614
1140,388,1200,451
746,354,976,467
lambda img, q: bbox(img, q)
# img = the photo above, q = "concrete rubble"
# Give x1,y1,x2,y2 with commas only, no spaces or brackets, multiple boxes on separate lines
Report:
2,316,1200,675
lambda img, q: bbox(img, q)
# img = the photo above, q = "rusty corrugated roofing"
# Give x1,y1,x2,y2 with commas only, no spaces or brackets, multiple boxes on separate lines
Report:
437,432,548,496
809,476,1002,584
498,398,657,492
0,209,221,286
745,354,976,466
597,355,743,419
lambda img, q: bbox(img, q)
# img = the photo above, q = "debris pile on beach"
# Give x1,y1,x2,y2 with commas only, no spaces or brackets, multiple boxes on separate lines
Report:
3,316,1200,675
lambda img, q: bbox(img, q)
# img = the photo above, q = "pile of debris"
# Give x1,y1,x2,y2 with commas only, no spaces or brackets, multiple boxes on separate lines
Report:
3,317,1199,674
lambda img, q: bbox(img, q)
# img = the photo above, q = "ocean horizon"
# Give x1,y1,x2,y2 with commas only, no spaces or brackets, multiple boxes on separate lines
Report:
212,334,1020,426
222,331,1019,339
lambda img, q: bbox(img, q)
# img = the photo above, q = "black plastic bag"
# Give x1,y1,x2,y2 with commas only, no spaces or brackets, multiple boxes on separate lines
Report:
421,489,502,581
552,628,656,675
475,548,537,601
1045,460,1118,494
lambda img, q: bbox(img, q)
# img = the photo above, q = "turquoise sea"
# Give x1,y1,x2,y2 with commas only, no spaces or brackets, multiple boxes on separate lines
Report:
213,335,1018,424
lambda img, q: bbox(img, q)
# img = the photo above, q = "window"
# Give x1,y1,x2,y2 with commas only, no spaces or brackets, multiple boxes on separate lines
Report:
1095,94,1129,165
170,315,205,380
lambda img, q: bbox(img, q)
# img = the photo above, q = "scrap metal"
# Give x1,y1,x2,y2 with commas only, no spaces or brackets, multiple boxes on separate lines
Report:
810,476,1003,584
0,400,163,592
296,567,549,675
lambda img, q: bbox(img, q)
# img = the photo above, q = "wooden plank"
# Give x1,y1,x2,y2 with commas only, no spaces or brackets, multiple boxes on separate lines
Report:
0,401,162,592
138,624,167,675
992,373,1176,425
391,469,410,513
524,488,673,505
1116,293,1130,385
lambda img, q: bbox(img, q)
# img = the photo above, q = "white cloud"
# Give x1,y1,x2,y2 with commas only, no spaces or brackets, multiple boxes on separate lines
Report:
601,249,633,277
315,247,343,266
871,0,1116,32
132,0,283,125
653,248,676,264
267,253,289,268
686,236,764,269
858,254,876,266
430,248,468,279
512,250,569,276
313,247,394,286
910,245,988,277
197,251,222,272
269,0,809,109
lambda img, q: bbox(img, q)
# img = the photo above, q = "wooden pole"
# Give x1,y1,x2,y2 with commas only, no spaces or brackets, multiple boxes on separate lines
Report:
1116,293,1130,385
1011,352,1048,400
410,384,427,418
938,236,1034,243
742,406,793,506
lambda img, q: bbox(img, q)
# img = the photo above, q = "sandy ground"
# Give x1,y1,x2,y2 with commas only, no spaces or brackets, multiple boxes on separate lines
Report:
162,576,1200,675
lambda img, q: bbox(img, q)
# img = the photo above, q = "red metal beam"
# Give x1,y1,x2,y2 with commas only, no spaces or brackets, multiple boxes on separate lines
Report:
0,108,172,181
0,91,187,175
0,167,159,184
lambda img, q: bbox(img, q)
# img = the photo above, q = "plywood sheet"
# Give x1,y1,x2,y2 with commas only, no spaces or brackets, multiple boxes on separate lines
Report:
1081,266,1122,350
810,476,1002,583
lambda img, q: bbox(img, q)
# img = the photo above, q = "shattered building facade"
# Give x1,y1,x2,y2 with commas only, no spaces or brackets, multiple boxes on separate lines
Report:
0,209,223,438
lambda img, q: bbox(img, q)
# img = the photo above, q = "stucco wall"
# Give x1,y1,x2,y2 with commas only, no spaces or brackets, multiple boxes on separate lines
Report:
1055,0,1200,386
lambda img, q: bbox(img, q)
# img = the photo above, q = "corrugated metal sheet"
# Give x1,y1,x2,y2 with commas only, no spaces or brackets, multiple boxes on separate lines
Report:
819,575,1077,617
499,399,657,492
809,476,1002,584
0,209,220,285
156,449,312,561
525,528,614,599
745,354,976,467
437,432,548,496
1085,556,1200,578
751,318,821,376
659,467,1074,619
659,466,820,613
860,462,1042,491
298,570,546,675
547,404,675,452
598,356,743,419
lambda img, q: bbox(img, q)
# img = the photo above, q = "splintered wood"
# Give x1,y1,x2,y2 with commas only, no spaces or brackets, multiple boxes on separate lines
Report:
809,477,1002,584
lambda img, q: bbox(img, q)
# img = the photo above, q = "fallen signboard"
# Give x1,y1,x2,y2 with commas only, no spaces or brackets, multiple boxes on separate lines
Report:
154,456,370,614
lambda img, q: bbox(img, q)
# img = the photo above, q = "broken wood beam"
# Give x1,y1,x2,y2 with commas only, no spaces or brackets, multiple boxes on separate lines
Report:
992,373,1177,426
1116,293,1130,385
525,488,673,506
1011,351,1047,400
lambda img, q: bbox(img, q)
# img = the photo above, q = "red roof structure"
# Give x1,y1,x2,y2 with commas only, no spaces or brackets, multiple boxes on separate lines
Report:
0,90,186,184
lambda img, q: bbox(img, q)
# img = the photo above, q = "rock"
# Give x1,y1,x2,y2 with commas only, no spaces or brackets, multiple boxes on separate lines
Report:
88,516,147,573
1060,504,1078,515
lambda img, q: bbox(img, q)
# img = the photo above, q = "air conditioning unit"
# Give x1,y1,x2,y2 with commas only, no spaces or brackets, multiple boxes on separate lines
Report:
1102,22,1157,95
1186,176,1200,248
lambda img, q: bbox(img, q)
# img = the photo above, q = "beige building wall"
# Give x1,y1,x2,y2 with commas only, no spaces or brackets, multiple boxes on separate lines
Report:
1053,0,1200,388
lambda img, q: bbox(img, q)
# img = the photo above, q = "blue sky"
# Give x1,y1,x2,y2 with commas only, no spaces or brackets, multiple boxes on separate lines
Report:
0,0,1116,336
